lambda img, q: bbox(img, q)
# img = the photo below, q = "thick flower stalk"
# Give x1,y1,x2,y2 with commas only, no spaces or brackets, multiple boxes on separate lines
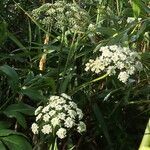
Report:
31,93,86,139
85,45,143,83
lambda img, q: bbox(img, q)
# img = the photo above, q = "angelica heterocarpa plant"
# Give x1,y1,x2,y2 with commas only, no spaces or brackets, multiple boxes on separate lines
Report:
31,1,90,33
85,45,143,83
31,93,86,139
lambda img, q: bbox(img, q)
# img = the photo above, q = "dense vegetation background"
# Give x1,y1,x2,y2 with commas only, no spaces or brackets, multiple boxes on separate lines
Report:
0,0,149,150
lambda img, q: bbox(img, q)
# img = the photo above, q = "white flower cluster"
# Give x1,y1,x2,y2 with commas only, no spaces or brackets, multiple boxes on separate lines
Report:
85,45,143,83
127,17,142,23
31,1,89,32
31,93,86,139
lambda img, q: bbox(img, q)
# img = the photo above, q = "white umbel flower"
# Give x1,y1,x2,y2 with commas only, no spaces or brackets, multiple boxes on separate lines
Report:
85,45,143,83
57,113,66,120
36,113,42,121
61,93,71,100
48,110,56,116
35,106,43,115
31,123,39,134
68,110,77,119
76,108,83,120
69,102,77,109
77,121,86,133
43,114,50,122
56,128,67,139
51,118,60,127
118,71,129,83
64,117,75,128
41,125,52,134
31,93,86,139
42,105,50,113
55,105,62,111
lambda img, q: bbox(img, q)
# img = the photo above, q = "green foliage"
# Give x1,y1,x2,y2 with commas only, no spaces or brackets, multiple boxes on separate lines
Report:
0,129,32,150
0,0,149,149
3,103,35,128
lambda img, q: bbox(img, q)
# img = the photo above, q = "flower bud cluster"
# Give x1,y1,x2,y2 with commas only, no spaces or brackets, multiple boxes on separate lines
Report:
31,93,86,139
85,45,143,83
31,1,89,32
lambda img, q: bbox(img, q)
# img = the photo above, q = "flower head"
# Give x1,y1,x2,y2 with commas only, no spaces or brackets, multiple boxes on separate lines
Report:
85,45,143,83
31,2,89,32
41,125,52,134
56,128,67,139
31,94,86,139
31,123,39,134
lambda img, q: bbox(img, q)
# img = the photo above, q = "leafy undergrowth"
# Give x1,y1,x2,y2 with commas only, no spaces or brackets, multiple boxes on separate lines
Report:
0,0,149,149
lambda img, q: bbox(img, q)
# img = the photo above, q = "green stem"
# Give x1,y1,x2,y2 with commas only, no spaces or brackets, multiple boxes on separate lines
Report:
64,32,77,72
116,0,120,16
56,28,65,93
139,119,150,149
70,73,108,95
96,5,100,24
49,137,58,150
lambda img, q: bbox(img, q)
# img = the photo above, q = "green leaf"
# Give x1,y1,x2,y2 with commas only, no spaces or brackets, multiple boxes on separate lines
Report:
0,121,11,129
0,65,20,91
2,135,32,150
0,21,7,44
96,27,116,37
92,103,113,150
21,88,44,101
131,0,141,17
139,146,150,150
0,65,19,83
3,103,35,116
3,111,27,129
7,31,27,53
0,141,6,150
23,72,35,84
0,129,24,137
3,103,35,128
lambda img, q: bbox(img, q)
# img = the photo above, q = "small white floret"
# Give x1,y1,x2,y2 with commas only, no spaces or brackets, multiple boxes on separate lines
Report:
56,128,67,139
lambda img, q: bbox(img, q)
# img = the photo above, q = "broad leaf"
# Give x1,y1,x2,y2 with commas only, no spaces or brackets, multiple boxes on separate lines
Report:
3,111,27,128
0,65,19,91
2,135,32,150
0,65,19,83
0,121,11,129
21,88,44,101
0,141,6,150
3,103,35,128
0,129,25,137
3,103,35,116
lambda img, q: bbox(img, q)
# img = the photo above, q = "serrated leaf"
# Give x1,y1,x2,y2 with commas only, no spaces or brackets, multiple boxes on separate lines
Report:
2,135,32,150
